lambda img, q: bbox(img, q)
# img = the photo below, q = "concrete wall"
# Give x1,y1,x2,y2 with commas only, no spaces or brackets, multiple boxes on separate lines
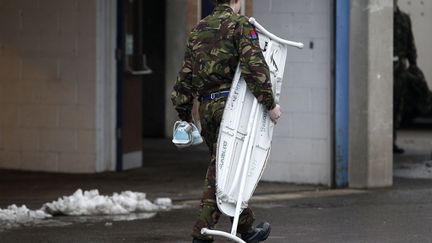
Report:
349,0,393,188
0,0,105,173
254,0,333,185
398,0,432,88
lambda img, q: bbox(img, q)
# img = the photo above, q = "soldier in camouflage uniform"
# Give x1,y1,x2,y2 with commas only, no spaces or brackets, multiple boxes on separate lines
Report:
393,0,432,153
393,0,415,153
171,0,281,242
393,0,431,148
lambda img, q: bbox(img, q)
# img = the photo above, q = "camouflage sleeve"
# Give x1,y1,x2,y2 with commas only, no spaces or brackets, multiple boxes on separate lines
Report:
406,15,417,65
235,18,276,111
171,41,195,122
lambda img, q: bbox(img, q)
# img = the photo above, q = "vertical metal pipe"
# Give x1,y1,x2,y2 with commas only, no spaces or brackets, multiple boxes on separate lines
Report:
335,0,350,188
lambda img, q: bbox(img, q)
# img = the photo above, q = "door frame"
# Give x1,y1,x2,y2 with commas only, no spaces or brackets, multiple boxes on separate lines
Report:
116,0,125,171
95,0,118,172
116,0,160,171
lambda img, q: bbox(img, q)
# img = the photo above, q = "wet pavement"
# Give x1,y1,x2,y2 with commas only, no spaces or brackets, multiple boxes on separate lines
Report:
1,135,432,242
1,178,432,243
394,128,432,178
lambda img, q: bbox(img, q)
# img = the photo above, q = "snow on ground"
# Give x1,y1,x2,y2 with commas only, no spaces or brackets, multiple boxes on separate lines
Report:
394,161,432,179
0,189,173,230
42,189,172,216
0,205,51,227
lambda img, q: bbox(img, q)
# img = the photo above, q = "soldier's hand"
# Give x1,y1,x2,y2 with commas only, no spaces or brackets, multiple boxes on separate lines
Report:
269,104,282,124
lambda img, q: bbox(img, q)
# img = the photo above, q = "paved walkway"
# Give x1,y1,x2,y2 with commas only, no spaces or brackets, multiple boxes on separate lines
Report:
1,133,432,242
394,128,432,178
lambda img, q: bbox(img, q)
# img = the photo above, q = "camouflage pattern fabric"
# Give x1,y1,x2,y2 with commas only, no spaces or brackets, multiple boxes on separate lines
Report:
394,7,417,65
397,66,432,125
393,7,431,127
170,4,274,240
192,98,255,241
171,4,275,122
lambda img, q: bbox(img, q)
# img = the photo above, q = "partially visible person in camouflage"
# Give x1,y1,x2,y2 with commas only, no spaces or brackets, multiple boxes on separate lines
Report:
393,0,431,153
171,0,281,242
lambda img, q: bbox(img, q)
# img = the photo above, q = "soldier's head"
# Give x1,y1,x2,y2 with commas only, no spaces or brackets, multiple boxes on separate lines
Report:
216,0,241,14
394,0,398,11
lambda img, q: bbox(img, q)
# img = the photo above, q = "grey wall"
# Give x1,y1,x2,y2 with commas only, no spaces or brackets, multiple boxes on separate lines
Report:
254,0,333,185
0,0,102,173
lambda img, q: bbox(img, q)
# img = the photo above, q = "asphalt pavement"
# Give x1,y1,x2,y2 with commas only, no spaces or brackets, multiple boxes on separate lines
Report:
1,133,432,243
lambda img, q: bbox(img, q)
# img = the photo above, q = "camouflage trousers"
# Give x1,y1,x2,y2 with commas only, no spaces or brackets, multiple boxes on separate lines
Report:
191,98,255,241
393,61,408,143
394,61,432,133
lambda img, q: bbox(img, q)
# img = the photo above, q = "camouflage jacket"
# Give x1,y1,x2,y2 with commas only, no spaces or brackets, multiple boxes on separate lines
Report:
171,5,275,122
394,7,417,65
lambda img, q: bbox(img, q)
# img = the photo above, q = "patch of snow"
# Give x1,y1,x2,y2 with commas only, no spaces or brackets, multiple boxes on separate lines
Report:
42,189,171,216
0,205,51,230
394,161,432,179
0,189,173,230
154,197,172,208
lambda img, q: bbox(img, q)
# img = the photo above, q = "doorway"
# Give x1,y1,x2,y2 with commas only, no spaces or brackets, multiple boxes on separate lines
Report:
116,0,166,171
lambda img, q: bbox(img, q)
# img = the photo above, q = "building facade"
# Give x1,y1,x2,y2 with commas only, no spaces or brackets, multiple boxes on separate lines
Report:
1,0,418,188
0,0,116,173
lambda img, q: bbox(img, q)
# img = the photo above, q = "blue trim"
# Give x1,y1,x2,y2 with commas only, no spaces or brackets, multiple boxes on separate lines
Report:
199,91,230,102
335,0,350,188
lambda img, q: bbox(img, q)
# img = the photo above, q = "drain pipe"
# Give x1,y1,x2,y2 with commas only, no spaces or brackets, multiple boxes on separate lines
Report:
334,0,350,188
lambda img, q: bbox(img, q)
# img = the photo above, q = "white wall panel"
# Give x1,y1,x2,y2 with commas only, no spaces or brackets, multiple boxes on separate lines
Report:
254,0,333,185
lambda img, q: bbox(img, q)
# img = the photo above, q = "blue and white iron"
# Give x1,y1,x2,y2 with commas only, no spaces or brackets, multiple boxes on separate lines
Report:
172,121,203,148
190,123,203,145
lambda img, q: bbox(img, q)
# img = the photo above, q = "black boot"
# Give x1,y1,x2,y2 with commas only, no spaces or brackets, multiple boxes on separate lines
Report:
241,222,271,243
192,238,212,243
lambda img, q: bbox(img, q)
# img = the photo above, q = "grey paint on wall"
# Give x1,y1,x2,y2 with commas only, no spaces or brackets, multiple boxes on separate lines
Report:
0,0,101,173
254,0,333,185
